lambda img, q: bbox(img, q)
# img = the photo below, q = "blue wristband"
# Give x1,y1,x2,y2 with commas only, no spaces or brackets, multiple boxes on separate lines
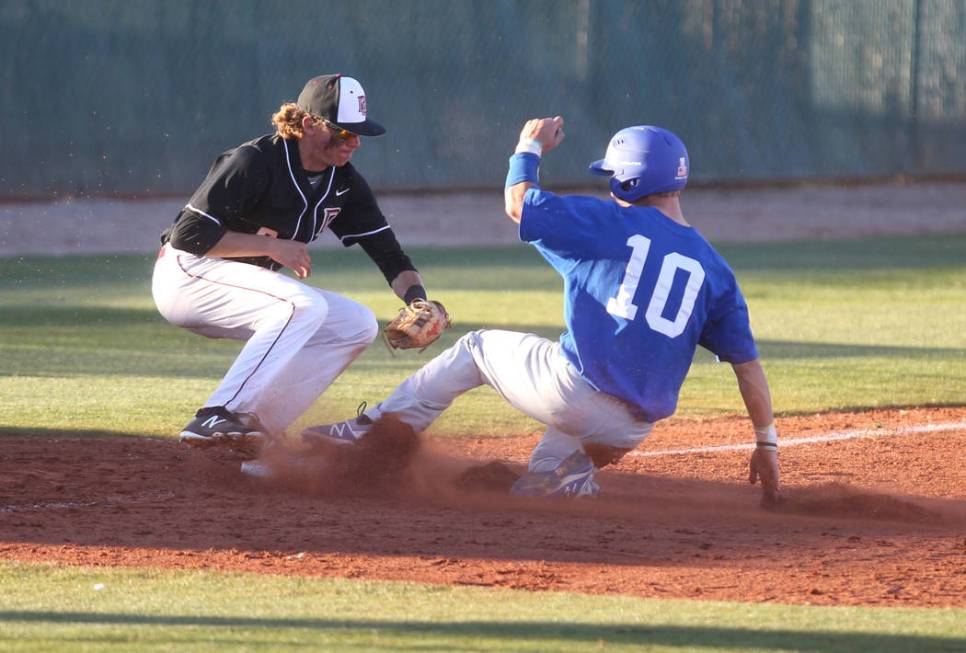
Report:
505,152,540,189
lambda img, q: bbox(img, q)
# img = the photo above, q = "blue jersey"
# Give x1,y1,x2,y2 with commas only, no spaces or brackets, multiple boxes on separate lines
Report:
520,189,758,422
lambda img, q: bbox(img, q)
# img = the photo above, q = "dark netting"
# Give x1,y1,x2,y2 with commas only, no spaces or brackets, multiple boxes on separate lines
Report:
1,0,964,198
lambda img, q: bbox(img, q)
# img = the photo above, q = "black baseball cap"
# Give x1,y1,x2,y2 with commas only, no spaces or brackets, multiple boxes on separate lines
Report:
297,74,386,136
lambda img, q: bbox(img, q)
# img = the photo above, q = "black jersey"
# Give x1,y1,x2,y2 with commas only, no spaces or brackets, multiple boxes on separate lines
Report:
162,134,415,282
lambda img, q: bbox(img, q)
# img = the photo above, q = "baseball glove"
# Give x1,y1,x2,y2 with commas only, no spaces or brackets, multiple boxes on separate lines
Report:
383,299,451,351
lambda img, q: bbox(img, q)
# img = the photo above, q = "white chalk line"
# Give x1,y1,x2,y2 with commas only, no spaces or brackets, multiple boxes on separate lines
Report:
630,421,966,458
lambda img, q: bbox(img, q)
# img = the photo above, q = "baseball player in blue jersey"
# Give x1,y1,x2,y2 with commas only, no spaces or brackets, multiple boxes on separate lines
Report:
301,116,781,505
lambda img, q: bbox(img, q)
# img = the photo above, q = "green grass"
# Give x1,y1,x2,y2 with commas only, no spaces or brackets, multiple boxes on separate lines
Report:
1,235,964,438
1,562,963,652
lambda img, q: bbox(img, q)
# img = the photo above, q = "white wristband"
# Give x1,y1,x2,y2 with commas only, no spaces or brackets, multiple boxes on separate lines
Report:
514,139,543,157
754,423,778,448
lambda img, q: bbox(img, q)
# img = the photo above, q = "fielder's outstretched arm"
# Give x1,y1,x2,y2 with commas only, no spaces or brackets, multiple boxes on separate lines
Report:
504,116,566,223
390,270,426,304
355,229,427,304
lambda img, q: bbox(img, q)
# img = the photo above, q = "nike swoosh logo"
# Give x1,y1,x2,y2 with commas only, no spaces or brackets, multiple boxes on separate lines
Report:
335,187,351,196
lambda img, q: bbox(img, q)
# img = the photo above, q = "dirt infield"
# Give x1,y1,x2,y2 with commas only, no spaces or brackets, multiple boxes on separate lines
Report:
2,407,964,607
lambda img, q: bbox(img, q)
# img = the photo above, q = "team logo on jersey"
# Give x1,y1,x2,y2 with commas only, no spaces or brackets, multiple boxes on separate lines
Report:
676,157,689,180
321,207,342,231
358,96,367,116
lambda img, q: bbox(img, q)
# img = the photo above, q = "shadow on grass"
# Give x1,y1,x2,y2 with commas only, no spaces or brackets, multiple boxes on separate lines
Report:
2,305,963,381
756,339,966,360
0,305,163,327
0,611,962,652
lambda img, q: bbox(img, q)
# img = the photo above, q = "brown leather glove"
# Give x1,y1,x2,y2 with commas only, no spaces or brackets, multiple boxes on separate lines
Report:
383,299,451,351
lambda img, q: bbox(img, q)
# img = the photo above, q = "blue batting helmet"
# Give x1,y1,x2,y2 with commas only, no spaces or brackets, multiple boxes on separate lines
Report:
588,126,689,202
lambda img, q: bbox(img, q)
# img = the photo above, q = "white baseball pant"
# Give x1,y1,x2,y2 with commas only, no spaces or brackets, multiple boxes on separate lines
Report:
152,245,378,434
367,329,653,472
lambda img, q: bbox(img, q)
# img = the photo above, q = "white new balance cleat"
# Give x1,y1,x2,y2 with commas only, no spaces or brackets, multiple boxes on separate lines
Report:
301,401,373,448
510,450,600,498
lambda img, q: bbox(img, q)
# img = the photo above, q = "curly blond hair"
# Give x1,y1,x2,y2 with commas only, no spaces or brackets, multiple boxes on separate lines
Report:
271,102,320,140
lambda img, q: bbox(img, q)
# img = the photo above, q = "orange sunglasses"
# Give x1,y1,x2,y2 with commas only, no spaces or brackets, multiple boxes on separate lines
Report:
321,119,359,141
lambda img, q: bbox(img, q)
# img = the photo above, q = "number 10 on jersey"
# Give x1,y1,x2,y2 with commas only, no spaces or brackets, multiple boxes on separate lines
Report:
606,234,706,338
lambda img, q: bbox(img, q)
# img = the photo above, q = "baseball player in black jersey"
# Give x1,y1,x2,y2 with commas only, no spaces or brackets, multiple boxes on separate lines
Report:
152,73,432,455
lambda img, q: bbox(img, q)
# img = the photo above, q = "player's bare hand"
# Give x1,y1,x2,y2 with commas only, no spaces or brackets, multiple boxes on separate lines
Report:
749,448,781,508
520,116,565,153
269,239,312,278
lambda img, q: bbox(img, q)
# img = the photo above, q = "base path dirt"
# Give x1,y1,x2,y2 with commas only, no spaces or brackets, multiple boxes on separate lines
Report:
2,407,964,607
2,181,965,256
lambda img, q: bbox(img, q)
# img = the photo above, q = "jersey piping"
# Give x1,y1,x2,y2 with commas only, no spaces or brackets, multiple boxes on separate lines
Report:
184,204,223,225
282,139,309,240
337,225,391,242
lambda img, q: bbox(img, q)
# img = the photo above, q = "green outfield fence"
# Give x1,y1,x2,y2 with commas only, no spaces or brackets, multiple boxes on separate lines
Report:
1,0,964,199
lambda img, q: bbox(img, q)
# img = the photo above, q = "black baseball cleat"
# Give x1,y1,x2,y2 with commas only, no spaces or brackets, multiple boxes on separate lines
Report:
301,401,373,449
179,406,269,457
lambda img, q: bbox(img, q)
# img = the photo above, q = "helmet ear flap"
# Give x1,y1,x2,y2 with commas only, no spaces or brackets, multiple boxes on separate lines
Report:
611,176,642,202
